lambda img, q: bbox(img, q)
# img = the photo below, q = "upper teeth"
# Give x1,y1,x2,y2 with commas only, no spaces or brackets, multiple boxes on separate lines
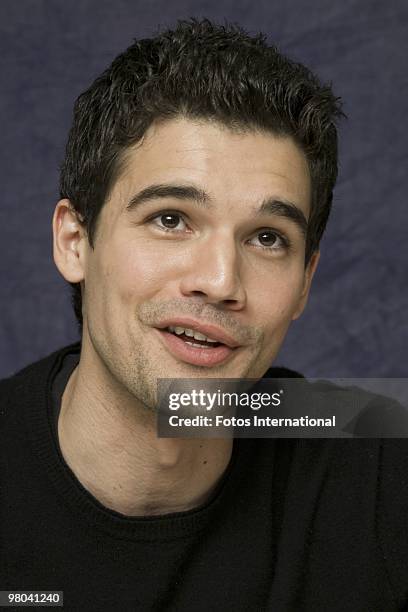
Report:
167,326,218,343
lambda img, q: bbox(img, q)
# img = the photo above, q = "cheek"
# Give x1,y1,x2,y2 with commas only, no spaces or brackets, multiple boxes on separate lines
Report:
102,238,180,303
249,269,305,326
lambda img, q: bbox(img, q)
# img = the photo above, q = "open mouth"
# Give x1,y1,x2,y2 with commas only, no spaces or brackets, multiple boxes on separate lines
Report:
164,326,223,348
155,326,237,367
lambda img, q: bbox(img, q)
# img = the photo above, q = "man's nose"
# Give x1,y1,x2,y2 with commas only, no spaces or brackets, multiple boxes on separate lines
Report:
178,233,247,309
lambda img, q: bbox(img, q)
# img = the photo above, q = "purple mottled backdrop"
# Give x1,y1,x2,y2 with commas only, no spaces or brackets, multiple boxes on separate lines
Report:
0,0,407,378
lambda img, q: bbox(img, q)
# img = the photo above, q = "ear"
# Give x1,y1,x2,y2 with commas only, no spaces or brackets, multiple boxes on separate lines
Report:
52,199,88,283
292,250,320,321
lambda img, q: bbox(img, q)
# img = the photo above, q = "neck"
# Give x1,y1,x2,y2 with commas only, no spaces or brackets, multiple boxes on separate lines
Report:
57,347,233,517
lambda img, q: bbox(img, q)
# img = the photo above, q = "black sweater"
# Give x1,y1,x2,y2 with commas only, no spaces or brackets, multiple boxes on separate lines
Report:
1,342,408,611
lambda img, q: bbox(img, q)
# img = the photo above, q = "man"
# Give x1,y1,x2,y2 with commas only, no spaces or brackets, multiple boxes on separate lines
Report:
1,18,407,611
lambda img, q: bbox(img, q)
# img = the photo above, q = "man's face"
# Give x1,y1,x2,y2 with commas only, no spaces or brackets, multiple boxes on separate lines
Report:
57,117,318,409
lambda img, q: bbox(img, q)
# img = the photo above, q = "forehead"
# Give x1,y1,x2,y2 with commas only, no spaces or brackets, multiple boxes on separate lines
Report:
108,116,311,220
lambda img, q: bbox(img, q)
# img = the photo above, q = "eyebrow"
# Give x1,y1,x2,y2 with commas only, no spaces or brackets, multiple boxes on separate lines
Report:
127,183,211,210
255,198,308,237
126,182,308,236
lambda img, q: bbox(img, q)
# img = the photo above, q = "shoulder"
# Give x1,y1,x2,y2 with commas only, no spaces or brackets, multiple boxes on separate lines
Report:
302,377,408,437
1,342,80,382
264,365,304,378
377,439,408,605
0,341,81,415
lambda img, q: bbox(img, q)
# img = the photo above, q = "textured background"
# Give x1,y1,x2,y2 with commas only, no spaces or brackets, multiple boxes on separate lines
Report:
0,0,407,378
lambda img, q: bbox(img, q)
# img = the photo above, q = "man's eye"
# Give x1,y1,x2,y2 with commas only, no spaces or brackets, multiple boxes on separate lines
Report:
249,230,289,251
150,212,188,232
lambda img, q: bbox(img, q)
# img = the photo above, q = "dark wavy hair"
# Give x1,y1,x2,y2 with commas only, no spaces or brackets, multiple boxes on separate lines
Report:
59,17,344,333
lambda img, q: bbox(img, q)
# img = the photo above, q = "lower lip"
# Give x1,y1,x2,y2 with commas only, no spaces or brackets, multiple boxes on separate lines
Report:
155,329,238,367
